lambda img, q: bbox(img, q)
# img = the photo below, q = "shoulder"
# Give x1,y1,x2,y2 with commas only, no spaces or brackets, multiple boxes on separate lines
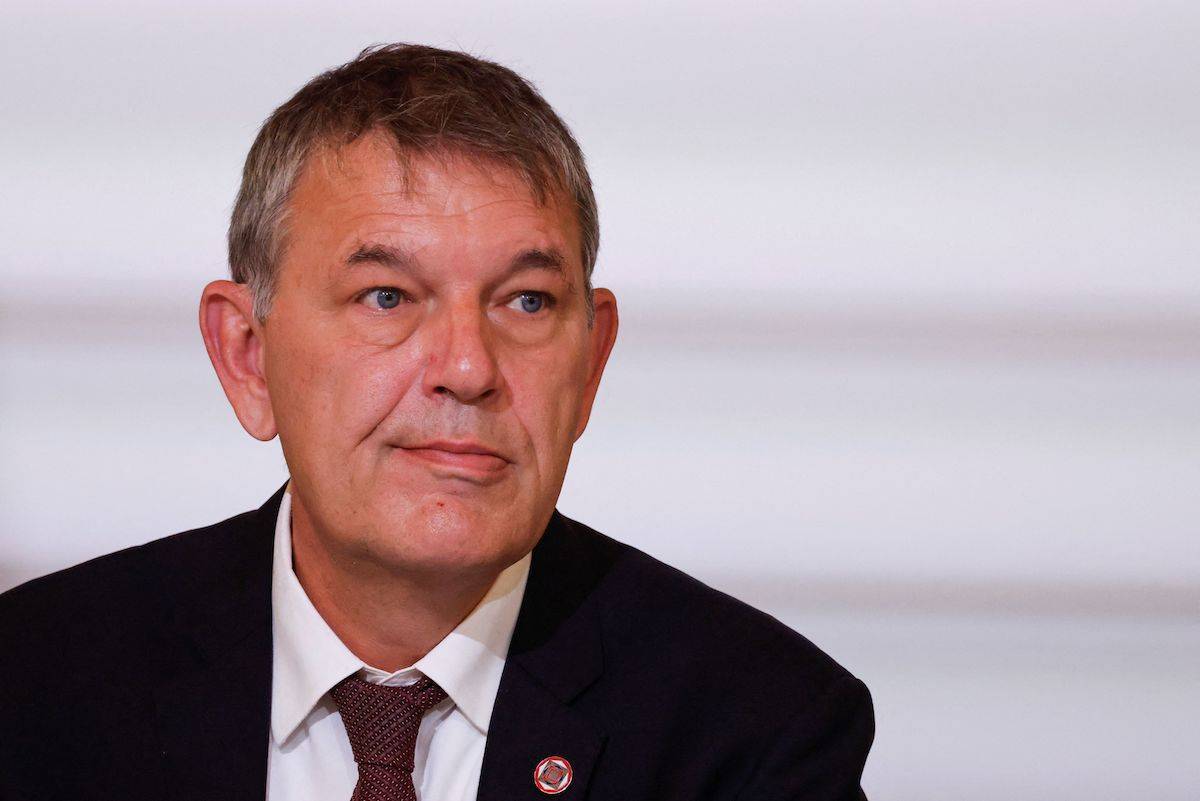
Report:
0,501,272,686
553,512,864,705
0,504,265,623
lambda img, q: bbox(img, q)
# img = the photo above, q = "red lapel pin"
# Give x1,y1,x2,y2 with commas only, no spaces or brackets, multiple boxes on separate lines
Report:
533,755,573,794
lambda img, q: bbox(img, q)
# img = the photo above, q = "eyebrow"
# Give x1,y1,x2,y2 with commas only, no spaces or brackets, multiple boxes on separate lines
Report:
344,242,574,290
345,242,415,270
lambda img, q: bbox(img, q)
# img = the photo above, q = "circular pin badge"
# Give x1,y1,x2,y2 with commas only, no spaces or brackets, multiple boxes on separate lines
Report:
533,755,573,794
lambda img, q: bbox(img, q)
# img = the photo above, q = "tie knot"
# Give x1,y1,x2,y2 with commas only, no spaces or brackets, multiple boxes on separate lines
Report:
330,674,448,771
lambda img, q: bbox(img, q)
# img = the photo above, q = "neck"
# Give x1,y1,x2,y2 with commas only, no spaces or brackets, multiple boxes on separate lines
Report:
288,495,499,672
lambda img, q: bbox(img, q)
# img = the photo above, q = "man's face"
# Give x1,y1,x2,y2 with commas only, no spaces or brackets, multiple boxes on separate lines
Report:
259,132,615,580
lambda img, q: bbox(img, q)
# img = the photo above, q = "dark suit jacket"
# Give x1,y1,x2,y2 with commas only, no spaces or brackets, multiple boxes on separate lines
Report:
0,483,873,800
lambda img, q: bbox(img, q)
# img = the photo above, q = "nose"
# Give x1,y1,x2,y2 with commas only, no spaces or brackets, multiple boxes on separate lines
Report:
420,299,502,405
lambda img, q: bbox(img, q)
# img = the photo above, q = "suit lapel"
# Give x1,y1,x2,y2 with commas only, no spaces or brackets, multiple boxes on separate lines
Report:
477,663,605,801
153,483,284,800
149,488,616,800
478,510,617,801
153,627,272,799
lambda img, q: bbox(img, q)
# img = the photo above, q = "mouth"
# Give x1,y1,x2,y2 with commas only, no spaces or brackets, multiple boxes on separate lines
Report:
395,440,511,479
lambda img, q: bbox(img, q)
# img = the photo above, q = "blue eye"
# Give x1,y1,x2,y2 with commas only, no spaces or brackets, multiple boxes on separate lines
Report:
512,291,549,314
365,288,404,310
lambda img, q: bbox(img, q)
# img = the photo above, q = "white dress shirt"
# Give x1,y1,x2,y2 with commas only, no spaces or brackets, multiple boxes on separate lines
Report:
266,484,531,801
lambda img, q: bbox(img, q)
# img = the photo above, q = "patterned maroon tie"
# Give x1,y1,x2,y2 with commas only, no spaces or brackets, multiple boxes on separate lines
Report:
329,674,449,801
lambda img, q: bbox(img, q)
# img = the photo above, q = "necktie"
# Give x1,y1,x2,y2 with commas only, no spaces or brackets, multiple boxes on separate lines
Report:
330,674,449,801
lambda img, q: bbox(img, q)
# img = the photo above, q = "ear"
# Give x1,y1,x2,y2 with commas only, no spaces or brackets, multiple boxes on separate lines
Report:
199,280,277,441
572,287,619,441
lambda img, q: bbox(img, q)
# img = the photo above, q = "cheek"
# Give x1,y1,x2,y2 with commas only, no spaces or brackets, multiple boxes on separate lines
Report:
504,344,588,454
272,331,422,449
333,342,426,440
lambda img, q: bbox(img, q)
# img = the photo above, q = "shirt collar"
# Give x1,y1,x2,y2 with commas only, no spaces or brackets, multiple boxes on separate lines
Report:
270,482,531,745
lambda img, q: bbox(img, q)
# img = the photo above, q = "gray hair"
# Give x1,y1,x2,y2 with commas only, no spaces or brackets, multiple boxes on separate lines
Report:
228,43,599,323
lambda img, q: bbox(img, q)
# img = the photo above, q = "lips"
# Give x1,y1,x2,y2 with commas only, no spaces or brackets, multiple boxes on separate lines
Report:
397,440,511,476
408,439,504,457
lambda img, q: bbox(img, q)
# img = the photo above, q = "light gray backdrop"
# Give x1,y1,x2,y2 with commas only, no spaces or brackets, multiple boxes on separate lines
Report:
1,1,1197,798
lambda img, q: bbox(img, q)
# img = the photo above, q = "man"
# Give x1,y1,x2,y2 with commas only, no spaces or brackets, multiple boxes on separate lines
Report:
0,44,873,800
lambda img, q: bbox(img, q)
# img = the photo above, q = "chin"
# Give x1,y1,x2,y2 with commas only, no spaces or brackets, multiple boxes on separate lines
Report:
366,492,532,576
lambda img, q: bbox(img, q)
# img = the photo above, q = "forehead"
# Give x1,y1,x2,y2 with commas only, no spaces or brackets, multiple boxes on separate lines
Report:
284,132,581,266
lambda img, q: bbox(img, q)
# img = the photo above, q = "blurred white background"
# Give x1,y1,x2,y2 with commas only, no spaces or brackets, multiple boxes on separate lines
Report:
1,1,1197,797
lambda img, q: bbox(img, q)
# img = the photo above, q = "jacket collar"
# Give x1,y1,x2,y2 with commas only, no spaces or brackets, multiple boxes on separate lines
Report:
153,481,284,800
476,509,617,801
153,484,615,801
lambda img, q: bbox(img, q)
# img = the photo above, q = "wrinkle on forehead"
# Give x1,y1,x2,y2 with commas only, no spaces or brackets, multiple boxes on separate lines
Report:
277,128,586,276
307,130,557,213
278,128,585,296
